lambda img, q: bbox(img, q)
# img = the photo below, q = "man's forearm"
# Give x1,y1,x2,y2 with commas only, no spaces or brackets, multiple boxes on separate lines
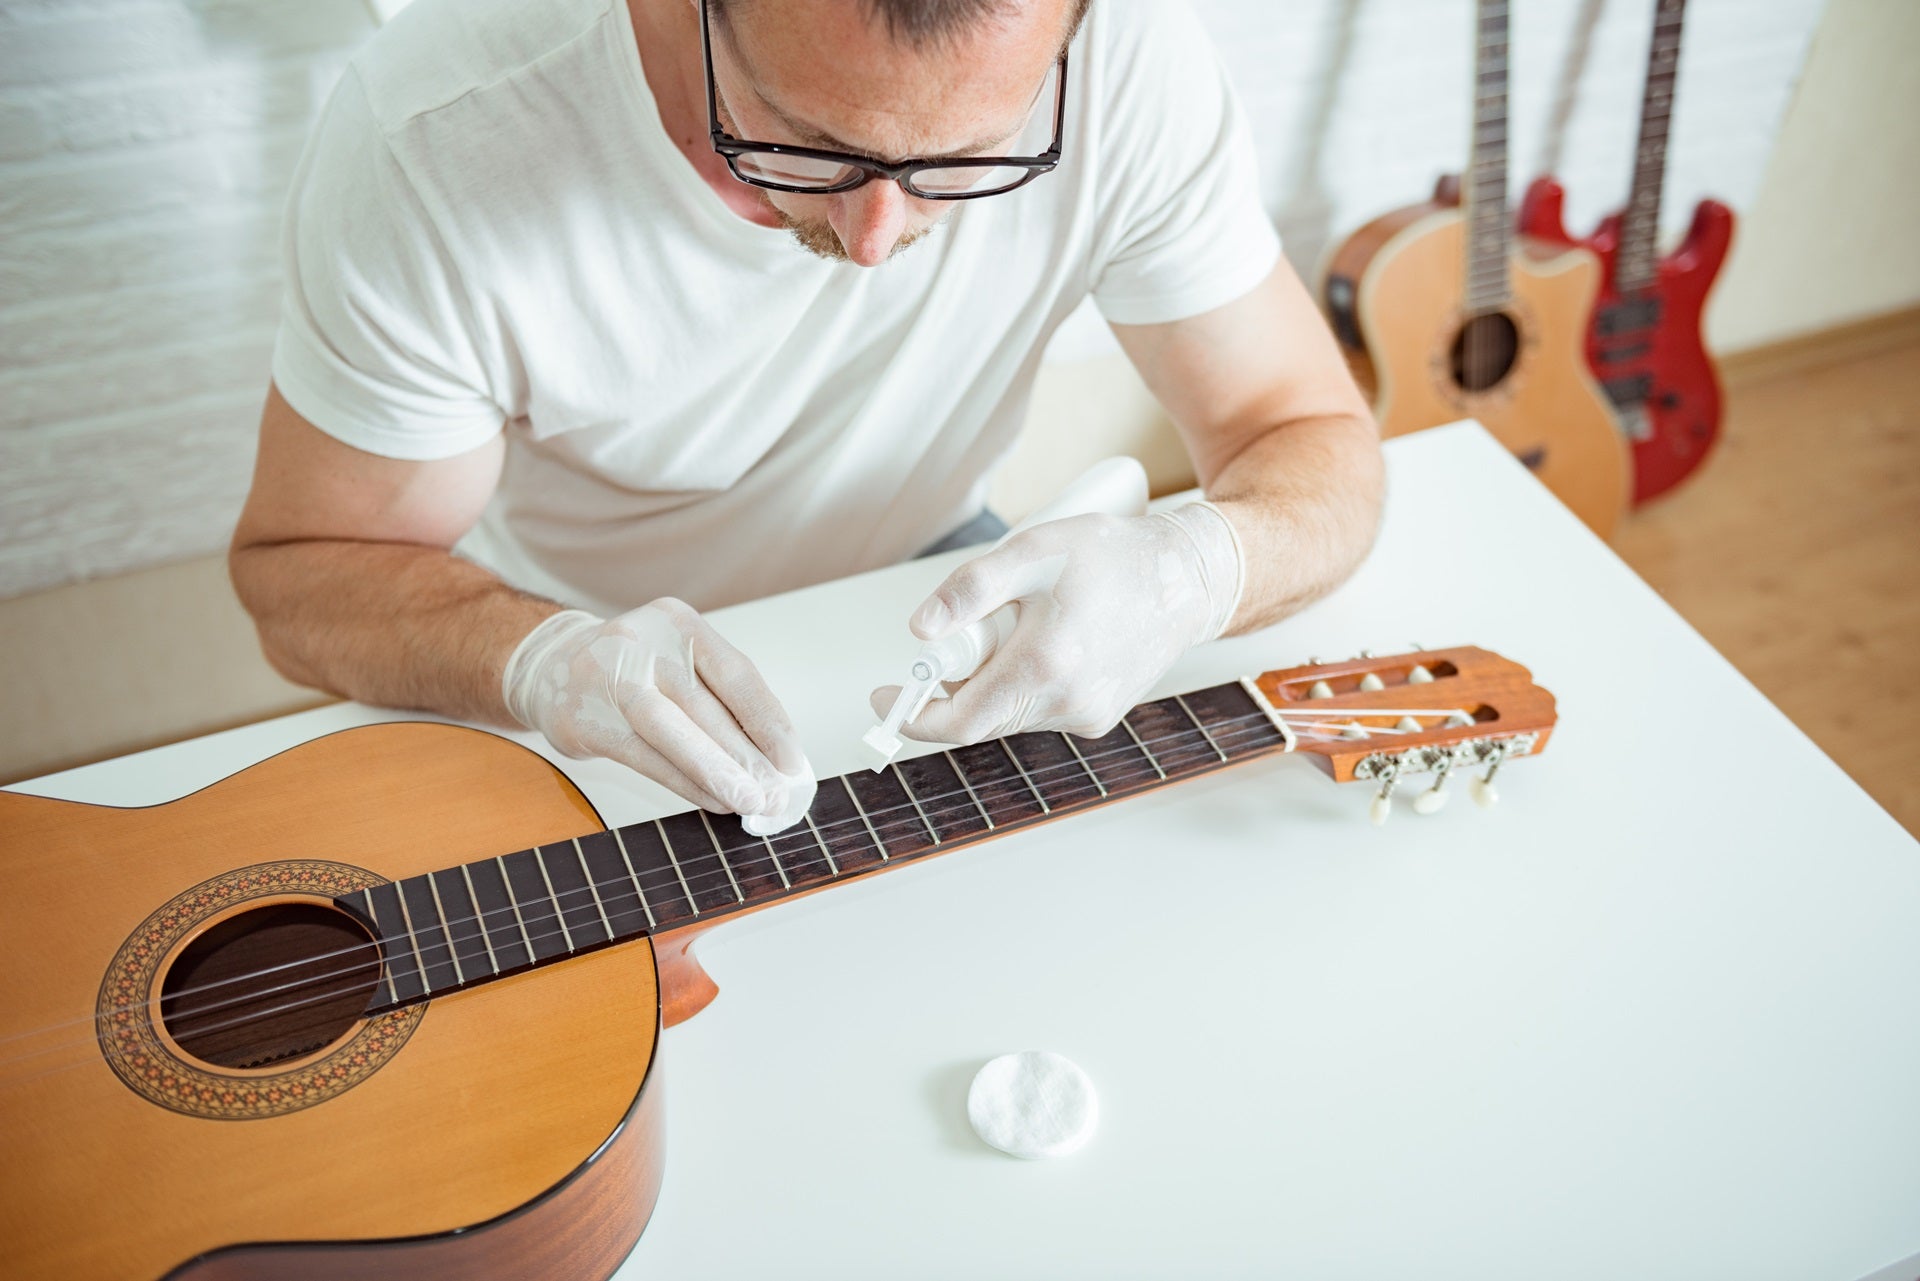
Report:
1205,411,1385,636
230,539,564,725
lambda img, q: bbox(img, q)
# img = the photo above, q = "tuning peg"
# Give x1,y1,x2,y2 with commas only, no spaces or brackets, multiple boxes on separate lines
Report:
1309,680,1334,699
1445,711,1473,728
1396,716,1422,732
1359,648,1375,659
1359,672,1385,691
1412,763,1452,814
1408,665,1435,684
1369,777,1395,825
1340,721,1370,740
1471,750,1508,809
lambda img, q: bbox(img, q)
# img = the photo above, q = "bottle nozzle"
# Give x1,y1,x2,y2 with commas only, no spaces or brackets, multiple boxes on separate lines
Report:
861,614,1006,771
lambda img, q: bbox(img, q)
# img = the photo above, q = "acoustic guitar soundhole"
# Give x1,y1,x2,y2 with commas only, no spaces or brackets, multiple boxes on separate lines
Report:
1449,312,1520,392
99,861,424,1119
161,903,381,1069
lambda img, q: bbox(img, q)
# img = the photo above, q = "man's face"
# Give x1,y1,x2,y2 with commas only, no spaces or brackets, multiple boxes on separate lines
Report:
708,0,1071,268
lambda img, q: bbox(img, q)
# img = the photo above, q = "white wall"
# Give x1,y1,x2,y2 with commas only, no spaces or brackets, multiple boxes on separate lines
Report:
0,0,1840,601
1702,0,1920,350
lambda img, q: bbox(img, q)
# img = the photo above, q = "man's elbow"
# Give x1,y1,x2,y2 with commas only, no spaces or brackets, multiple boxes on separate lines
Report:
227,538,324,691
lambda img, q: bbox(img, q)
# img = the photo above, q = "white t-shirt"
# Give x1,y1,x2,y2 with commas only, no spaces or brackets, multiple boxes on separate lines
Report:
272,0,1280,616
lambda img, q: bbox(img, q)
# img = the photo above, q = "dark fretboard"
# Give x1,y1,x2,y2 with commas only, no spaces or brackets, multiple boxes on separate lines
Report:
1616,0,1686,294
1464,0,1512,315
338,681,1289,1013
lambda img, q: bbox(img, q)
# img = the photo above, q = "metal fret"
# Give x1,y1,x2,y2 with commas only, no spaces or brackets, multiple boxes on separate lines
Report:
573,837,615,936
762,833,791,889
804,811,839,876
495,855,536,958
609,828,657,929
943,749,995,830
999,739,1050,814
841,776,889,859
654,819,700,916
1060,732,1108,797
426,871,466,985
534,846,575,953
352,890,401,1007
1174,694,1229,763
392,878,431,991
458,864,500,973
1120,715,1168,781
697,811,746,904
892,762,941,844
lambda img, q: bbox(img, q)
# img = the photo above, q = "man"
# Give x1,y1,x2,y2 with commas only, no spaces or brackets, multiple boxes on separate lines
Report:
230,0,1382,830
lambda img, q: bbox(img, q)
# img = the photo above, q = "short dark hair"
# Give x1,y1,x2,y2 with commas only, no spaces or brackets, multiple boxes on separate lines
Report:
712,0,1092,53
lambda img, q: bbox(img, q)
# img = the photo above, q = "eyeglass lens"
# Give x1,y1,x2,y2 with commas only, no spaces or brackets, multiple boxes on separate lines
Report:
727,61,1059,197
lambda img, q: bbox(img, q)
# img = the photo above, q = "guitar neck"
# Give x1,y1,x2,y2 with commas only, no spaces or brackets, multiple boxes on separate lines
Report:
1617,0,1686,293
1465,0,1513,314
340,682,1293,1012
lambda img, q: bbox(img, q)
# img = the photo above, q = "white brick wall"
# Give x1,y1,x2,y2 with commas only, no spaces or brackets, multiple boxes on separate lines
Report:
0,0,1823,599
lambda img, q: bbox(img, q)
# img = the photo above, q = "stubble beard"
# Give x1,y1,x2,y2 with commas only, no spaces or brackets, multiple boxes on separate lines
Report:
772,205,935,264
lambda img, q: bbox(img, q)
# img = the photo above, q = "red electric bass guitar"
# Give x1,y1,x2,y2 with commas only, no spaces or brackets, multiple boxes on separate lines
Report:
1517,0,1734,505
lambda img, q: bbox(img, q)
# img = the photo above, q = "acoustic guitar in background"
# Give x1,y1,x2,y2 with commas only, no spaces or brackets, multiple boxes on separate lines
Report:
1322,0,1630,540
1518,0,1734,505
0,647,1556,1279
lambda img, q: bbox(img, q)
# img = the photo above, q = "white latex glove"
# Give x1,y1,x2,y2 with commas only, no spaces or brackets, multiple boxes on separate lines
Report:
504,598,809,819
869,502,1245,743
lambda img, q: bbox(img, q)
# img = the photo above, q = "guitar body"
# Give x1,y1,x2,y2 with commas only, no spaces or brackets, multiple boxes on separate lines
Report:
0,724,666,1281
1517,176,1735,504
1324,186,1630,539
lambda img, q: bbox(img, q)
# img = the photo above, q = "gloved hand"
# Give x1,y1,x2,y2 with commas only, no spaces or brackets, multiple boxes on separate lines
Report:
868,502,1245,744
504,597,809,818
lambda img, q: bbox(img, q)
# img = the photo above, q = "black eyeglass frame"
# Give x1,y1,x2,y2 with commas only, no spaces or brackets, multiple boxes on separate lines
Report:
699,0,1069,200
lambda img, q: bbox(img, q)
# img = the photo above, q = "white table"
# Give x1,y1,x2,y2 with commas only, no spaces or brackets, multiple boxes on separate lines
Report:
15,424,1918,1281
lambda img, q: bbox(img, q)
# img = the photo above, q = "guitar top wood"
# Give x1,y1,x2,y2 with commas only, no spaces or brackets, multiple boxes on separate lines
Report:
1324,191,1631,540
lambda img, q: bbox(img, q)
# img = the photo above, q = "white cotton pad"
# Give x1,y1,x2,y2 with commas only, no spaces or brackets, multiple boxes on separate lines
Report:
966,1050,1099,1160
740,758,817,837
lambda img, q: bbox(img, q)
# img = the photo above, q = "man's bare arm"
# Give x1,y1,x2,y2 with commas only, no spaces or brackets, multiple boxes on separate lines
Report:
229,384,560,725
1111,256,1385,633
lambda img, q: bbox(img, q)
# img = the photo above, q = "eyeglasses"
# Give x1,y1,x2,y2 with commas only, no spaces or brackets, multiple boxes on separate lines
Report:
699,0,1068,200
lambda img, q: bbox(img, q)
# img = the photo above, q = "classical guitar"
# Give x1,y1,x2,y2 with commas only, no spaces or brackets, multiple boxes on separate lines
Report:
1322,0,1630,539
1517,0,1734,505
0,647,1555,1280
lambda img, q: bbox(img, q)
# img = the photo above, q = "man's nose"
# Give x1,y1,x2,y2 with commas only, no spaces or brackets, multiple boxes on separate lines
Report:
831,179,909,268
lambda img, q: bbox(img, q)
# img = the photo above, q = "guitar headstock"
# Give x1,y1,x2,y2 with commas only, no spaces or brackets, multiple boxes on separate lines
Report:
1244,646,1556,824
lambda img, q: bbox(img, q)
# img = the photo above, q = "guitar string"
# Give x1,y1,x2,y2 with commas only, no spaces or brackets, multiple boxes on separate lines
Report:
0,708,1316,1083
5,698,1490,1069
15,709,1300,1053
24,696,1486,1057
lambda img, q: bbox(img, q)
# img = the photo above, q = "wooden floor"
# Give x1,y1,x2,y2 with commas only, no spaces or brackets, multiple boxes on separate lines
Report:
1610,317,1920,835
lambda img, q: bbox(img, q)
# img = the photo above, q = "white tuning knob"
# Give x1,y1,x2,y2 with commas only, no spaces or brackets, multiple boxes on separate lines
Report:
1413,777,1451,814
1369,790,1393,826
1408,665,1434,684
1471,754,1506,810
1359,672,1385,692
1309,680,1334,699
1340,721,1370,740
1396,716,1422,733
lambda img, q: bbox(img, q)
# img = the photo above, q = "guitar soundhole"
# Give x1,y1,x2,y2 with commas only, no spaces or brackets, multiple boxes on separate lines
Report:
1449,312,1520,392
160,903,380,1070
